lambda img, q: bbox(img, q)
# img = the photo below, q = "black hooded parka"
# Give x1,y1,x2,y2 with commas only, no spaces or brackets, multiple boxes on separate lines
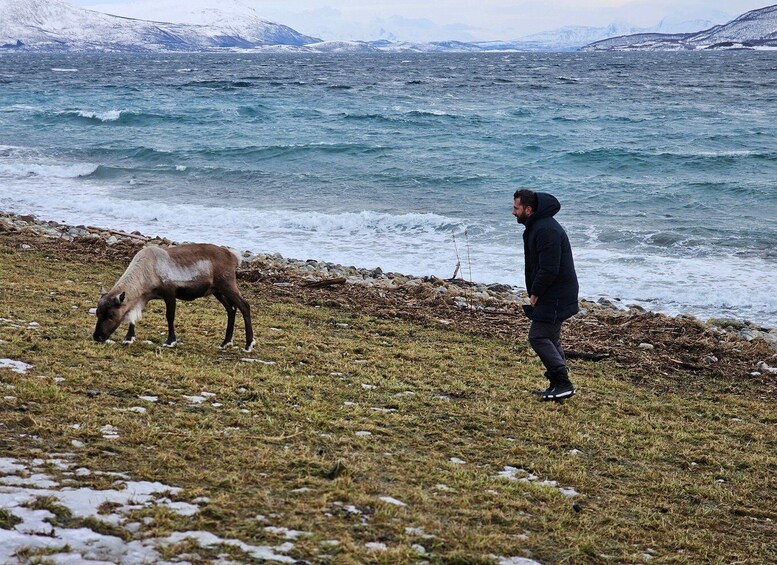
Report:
522,192,579,323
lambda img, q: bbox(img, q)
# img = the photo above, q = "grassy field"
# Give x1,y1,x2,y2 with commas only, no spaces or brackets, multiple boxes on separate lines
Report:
0,233,775,564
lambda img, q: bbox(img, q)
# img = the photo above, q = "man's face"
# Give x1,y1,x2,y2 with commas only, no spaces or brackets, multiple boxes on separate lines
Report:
513,198,531,225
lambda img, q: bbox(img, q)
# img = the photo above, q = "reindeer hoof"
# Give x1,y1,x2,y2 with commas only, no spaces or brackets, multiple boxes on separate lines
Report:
219,341,233,349
162,341,177,348
122,337,135,346
243,340,256,353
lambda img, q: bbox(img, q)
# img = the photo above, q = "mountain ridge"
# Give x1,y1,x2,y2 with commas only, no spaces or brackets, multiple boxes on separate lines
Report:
0,0,320,51
583,4,777,51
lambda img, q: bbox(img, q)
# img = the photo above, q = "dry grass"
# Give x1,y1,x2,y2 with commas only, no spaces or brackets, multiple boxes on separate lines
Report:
0,234,775,564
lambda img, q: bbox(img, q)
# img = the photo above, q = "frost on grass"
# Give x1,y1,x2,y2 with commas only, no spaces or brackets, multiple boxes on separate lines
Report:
0,456,296,564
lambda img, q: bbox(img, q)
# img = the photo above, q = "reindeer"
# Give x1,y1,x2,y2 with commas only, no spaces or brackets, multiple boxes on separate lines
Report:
93,244,255,352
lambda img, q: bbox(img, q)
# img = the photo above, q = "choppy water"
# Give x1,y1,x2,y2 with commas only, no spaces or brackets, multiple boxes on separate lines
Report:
1,52,776,326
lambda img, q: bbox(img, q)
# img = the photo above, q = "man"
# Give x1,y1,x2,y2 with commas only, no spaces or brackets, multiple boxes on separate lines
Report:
513,189,579,401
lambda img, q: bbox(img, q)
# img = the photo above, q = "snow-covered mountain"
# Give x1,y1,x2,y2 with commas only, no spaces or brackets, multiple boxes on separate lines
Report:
512,22,649,51
0,0,319,51
583,4,777,51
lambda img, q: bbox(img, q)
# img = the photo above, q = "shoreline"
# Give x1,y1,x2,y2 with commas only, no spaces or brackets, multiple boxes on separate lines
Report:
1,209,776,349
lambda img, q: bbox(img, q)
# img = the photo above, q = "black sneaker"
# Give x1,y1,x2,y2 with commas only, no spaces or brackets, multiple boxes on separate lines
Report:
541,381,575,402
533,383,555,397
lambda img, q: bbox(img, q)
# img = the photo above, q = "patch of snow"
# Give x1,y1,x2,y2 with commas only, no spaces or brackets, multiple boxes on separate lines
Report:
365,542,387,551
412,543,428,555
159,531,295,562
0,358,32,373
138,395,158,402
496,557,543,565
241,358,276,365
378,496,406,507
100,425,119,439
0,458,26,474
355,431,372,436
182,395,206,404
0,473,59,488
449,457,466,465
264,526,311,539
497,466,525,480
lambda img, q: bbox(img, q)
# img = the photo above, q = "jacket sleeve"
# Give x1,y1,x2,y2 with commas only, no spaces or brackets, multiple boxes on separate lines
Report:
530,227,562,297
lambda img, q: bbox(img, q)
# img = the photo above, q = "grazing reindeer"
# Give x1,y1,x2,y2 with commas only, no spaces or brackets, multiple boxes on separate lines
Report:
93,244,255,351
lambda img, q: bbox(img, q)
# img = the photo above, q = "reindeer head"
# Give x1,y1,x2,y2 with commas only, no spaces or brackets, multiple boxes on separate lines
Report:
93,290,126,342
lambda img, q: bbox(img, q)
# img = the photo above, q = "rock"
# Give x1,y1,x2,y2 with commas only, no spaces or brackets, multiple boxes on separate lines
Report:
487,283,513,294
738,328,755,341
704,355,718,363
597,297,618,310
106,235,119,245
638,343,654,350
756,361,777,374
707,317,748,331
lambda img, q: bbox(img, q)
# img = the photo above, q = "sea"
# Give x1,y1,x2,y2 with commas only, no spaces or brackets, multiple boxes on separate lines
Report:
1,52,776,327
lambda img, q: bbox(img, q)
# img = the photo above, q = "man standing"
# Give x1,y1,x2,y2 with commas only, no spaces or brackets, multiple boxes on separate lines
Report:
513,189,579,401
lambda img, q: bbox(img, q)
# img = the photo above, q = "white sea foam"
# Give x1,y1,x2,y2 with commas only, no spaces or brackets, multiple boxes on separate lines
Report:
74,109,123,121
0,162,98,179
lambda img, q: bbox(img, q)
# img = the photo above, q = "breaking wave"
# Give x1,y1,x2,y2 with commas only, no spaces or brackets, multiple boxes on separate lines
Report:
0,162,99,179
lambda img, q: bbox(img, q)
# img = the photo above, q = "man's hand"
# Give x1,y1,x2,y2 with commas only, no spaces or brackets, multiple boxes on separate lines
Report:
530,295,538,306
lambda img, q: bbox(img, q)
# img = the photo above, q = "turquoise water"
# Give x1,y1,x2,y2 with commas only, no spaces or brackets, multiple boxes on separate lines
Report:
1,52,776,325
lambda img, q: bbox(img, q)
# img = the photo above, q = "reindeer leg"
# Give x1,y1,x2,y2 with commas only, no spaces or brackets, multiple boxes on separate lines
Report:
122,323,136,345
162,296,177,347
214,292,237,348
225,289,254,352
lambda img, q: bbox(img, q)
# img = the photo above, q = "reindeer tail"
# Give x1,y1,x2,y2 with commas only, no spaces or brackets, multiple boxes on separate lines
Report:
227,247,244,268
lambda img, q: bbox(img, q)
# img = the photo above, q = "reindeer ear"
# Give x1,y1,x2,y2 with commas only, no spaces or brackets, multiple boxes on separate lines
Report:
99,287,107,297
113,292,126,306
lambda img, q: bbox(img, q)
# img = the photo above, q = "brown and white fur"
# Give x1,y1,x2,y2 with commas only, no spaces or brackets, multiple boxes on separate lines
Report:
93,243,255,351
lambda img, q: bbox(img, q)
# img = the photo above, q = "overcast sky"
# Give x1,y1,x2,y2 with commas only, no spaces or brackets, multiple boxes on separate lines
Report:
76,0,771,41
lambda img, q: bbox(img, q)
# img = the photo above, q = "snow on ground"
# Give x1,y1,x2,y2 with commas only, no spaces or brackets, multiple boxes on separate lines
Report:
0,358,33,374
497,466,581,498
0,455,296,563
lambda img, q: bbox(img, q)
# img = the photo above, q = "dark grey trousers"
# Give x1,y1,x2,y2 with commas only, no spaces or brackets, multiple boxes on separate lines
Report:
528,319,570,382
